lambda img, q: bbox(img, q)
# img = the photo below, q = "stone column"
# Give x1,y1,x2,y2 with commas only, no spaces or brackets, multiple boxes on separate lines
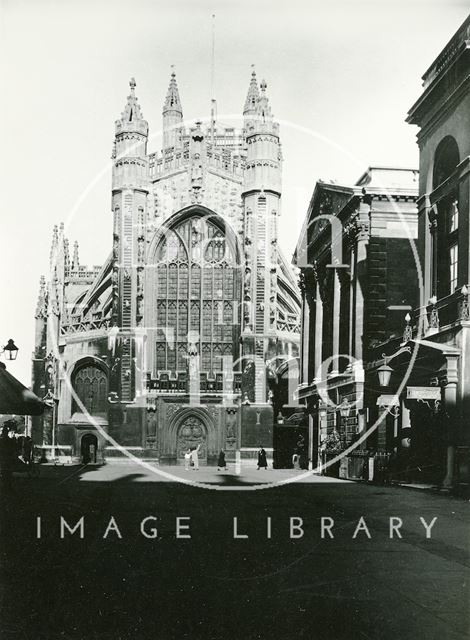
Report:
301,293,310,384
348,245,355,357
353,200,371,364
442,355,459,489
331,269,341,373
308,413,314,471
314,280,324,381
429,215,438,299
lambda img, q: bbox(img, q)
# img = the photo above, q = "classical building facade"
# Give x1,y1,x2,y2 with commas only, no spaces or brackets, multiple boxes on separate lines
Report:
404,14,470,487
32,71,300,464
295,14,470,488
295,167,419,473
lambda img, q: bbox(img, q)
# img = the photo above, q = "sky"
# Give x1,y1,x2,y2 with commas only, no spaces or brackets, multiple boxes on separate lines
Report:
0,0,468,385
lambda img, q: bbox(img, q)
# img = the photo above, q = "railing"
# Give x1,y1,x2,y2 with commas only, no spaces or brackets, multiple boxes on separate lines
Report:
423,18,470,87
60,317,111,336
417,284,470,335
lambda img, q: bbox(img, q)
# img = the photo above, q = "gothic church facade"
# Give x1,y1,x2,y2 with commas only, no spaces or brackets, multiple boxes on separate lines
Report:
32,71,300,465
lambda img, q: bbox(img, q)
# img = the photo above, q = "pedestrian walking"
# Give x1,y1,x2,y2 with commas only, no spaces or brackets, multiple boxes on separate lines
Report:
292,451,301,470
190,443,201,470
257,446,268,470
217,449,227,471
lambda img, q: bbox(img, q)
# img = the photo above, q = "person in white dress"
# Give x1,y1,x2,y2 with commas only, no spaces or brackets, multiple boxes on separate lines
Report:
190,443,202,470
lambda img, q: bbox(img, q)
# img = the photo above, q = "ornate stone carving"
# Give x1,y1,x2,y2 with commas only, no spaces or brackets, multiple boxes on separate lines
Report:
190,153,203,190
166,403,181,419
244,266,252,300
225,407,237,448
177,416,206,460
137,238,145,263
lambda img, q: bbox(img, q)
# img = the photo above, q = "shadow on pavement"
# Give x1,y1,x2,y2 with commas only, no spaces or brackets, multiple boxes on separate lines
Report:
0,464,468,640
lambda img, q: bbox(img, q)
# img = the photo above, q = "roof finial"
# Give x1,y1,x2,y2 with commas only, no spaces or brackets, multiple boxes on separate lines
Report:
119,77,144,122
243,66,260,116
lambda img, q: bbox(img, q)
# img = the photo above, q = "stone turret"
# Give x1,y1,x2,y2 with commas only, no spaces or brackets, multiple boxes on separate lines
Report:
111,78,149,402
243,78,281,196
162,70,183,150
240,73,283,402
112,78,148,192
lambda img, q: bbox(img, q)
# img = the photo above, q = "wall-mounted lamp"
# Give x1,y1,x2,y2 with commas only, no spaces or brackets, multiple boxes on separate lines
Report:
339,399,351,419
377,363,393,388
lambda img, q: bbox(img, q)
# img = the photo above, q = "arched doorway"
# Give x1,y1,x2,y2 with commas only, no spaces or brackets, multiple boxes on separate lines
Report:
72,360,108,417
81,433,98,464
176,416,207,464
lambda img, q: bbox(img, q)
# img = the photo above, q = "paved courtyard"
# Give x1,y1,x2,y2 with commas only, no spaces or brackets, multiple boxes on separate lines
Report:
0,462,468,640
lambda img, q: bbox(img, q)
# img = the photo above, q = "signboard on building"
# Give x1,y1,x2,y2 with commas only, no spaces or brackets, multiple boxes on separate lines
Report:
376,394,399,407
406,386,441,400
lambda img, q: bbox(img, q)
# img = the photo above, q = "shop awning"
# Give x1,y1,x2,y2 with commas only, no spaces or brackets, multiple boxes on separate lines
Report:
0,362,45,416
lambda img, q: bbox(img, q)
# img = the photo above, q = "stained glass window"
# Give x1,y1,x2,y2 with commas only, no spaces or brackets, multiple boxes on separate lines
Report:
154,215,240,374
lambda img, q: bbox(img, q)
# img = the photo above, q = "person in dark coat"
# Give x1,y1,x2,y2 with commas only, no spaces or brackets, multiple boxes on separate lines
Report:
217,450,227,471
257,446,268,470
0,425,18,492
22,436,33,465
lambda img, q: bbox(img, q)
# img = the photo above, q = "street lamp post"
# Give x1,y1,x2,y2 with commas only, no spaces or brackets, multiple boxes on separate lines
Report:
43,390,59,460
339,398,351,444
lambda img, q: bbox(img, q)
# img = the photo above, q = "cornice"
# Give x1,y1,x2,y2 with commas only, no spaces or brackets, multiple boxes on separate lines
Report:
413,74,470,143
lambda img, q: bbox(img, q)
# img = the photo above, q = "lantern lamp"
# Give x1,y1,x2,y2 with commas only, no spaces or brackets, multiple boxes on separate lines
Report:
377,363,393,387
339,399,351,419
3,339,18,361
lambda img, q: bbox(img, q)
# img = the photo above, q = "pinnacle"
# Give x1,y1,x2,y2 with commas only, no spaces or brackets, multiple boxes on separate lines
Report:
163,69,182,113
243,67,260,115
72,240,80,270
120,77,144,123
256,77,272,119
35,275,47,318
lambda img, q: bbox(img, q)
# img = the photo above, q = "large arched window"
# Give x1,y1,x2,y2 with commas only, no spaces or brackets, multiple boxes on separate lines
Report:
72,361,108,416
433,136,460,298
153,214,241,374
433,136,459,190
